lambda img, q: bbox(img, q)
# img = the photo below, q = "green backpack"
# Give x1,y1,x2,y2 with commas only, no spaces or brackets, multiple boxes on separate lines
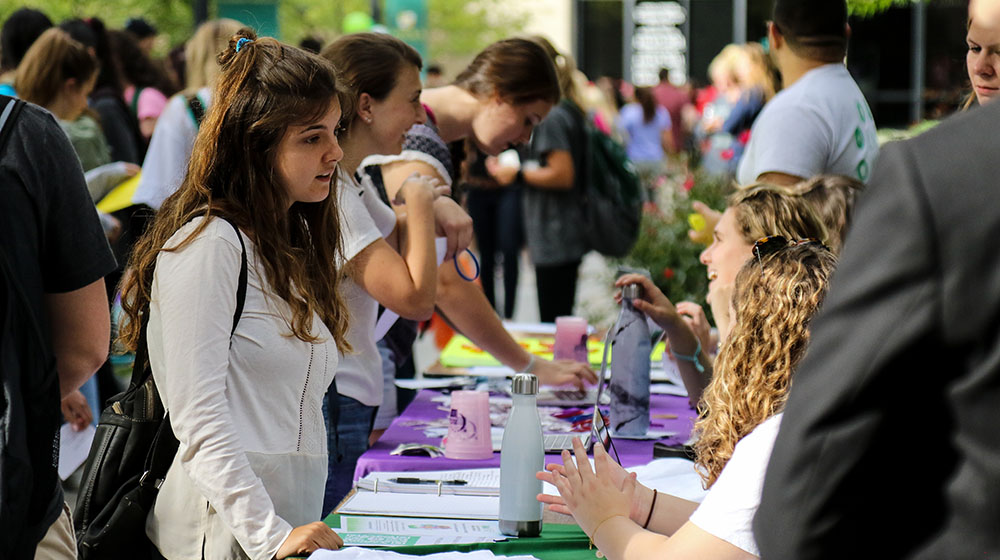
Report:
569,101,643,258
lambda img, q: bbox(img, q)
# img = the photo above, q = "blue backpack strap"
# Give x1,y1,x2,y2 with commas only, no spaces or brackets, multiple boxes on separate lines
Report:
0,96,24,153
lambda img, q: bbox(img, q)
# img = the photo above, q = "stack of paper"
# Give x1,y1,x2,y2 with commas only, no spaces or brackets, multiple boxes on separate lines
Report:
355,469,500,497
329,516,507,547
338,469,502,520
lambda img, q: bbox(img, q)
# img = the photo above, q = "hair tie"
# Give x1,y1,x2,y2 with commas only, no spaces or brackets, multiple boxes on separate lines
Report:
236,37,254,53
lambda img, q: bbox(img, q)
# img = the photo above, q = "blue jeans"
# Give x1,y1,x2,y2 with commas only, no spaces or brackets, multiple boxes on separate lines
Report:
322,386,377,515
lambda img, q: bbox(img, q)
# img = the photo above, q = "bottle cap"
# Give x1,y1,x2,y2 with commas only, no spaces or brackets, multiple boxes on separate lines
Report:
511,373,538,395
622,283,642,301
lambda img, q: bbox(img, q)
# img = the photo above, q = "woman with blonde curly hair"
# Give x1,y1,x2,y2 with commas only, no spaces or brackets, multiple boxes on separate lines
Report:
780,174,863,253
539,240,836,560
620,184,828,408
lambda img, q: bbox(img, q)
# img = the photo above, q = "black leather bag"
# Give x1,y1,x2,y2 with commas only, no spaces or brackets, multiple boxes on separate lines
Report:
74,218,247,559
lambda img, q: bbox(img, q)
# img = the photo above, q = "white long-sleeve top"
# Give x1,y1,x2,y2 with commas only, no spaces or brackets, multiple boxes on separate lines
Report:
145,217,337,560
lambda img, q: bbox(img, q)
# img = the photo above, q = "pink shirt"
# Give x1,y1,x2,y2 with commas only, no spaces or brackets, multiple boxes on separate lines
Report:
124,85,168,121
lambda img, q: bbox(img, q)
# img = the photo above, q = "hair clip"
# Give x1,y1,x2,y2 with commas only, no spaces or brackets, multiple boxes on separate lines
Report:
236,37,254,53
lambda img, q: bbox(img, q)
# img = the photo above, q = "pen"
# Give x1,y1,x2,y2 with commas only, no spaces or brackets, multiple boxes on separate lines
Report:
390,477,468,486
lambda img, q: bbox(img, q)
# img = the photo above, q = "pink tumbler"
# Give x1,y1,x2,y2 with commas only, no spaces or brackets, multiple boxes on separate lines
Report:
554,316,589,364
442,390,494,459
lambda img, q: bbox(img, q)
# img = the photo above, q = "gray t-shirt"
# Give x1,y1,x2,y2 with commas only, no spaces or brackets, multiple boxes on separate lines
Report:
522,102,588,266
737,64,879,185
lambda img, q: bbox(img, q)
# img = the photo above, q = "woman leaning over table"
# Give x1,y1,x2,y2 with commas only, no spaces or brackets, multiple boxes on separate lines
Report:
486,36,591,323
120,31,347,559
540,240,836,560
317,32,445,513
364,38,597,413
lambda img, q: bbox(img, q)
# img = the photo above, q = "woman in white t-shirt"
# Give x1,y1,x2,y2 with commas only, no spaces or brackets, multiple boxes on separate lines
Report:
120,31,348,560
132,18,243,210
317,32,446,513
539,240,836,560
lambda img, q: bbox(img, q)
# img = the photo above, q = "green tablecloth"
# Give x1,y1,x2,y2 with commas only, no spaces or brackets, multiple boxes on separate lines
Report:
323,514,594,560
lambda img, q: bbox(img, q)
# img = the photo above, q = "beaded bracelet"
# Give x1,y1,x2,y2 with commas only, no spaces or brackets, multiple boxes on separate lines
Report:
672,338,705,373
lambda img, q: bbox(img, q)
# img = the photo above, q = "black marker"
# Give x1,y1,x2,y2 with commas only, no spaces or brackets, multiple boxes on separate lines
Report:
390,477,468,486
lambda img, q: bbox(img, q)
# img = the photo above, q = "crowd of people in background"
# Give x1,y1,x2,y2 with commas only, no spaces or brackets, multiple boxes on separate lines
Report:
5,0,1000,558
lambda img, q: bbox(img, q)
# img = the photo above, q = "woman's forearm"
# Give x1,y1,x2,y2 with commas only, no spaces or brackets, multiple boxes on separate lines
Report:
397,181,438,311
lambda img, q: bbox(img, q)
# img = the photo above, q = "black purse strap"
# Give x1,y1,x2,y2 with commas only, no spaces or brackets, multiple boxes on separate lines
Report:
136,216,248,489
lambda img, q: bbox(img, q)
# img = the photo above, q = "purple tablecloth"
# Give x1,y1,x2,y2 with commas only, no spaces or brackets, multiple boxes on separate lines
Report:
354,390,697,480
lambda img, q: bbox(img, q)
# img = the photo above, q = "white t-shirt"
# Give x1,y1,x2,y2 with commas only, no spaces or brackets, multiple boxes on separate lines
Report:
688,413,783,557
334,168,398,406
737,64,879,185
146,217,337,560
134,88,211,209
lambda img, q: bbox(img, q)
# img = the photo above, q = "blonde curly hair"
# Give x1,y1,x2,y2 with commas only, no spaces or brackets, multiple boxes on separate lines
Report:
693,241,836,487
730,183,830,247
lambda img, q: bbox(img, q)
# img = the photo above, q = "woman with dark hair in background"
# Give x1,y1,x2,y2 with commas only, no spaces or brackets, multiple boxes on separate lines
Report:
0,7,52,96
488,36,590,323
60,17,144,164
462,140,525,320
108,29,171,142
619,85,672,198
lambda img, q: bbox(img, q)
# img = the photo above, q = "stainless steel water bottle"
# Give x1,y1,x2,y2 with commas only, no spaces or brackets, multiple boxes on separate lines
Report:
499,373,544,537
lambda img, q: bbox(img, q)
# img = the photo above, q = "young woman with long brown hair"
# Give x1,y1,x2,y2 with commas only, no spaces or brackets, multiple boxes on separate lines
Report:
120,30,347,559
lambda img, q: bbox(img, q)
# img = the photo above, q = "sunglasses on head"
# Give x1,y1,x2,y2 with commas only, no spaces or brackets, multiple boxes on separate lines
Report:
752,235,827,274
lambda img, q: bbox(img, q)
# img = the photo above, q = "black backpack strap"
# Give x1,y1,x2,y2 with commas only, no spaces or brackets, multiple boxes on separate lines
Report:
128,215,248,388
185,93,206,128
219,216,248,337
141,216,248,489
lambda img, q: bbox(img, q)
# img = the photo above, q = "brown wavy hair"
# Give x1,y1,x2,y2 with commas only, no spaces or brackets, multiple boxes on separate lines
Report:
15,27,98,108
729,183,830,247
693,242,836,487
453,37,560,106
120,29,352,351
321,32,422,134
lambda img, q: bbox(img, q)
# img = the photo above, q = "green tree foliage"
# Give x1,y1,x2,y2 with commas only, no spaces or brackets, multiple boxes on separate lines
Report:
847,0,932,17
616,171,732,312
1,0,526,70
0,0,194,51
282,0,528,67
426,0,529,63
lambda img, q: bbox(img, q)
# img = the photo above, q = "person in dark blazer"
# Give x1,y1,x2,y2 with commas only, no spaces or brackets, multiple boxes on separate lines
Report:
753,8,1000,555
